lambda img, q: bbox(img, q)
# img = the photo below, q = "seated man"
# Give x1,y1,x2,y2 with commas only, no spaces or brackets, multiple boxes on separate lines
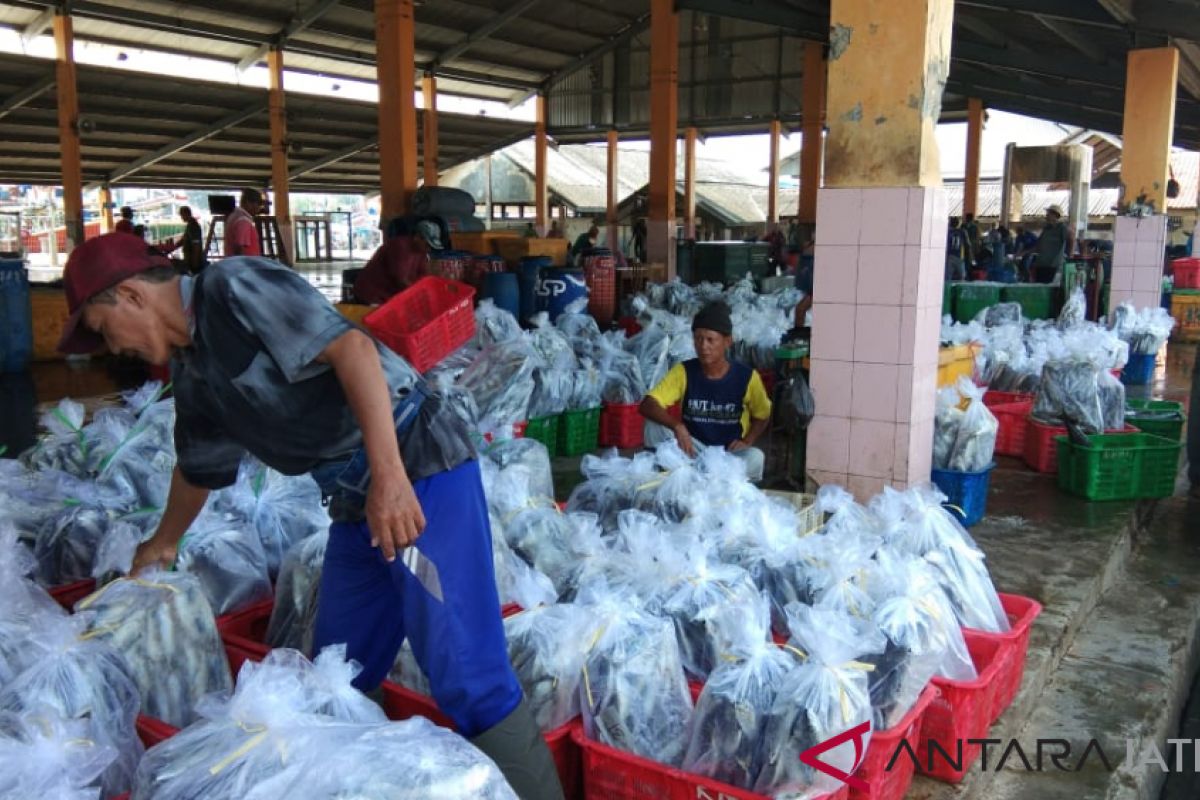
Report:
353,219,442,305
638,301,772,481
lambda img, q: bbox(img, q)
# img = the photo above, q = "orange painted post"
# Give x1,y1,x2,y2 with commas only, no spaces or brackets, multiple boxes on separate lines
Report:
99,185,114,233
798,41,826,225
647,0,679,275
1121,47,1179,211
422,73,439,187
53,12,83,250
767,118,782,228
606,128,619,248
964,97,983,217
535,94,548,236
684,126,697,241
375,0,418,221
267,47,293,264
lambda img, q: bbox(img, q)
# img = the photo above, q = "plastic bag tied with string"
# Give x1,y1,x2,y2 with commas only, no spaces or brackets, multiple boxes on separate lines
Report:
175,511,274,616
265,530,328,652
0,707,119,800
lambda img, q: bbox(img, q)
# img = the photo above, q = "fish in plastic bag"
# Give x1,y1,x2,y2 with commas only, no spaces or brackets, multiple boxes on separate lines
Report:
265,530,328,652
945,378,998,473
754,604,881,798
0,614,143,798
505,601,604,732
77,571,233,728
0,707,118,800
474,299,524,347
175,513,274,616
682,598,800,789
579,587,694,766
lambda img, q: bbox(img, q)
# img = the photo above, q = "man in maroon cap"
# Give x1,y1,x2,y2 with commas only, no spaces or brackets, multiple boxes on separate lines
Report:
57,232,563,800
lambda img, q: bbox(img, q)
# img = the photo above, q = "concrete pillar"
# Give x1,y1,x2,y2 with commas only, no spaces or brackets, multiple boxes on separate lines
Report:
964,98,983,218
422,73,439,187
805,0,954,500
99,185,114,233
53,12,83,250
535,94,548,236
606,128,619,250
267,47,293,264
798,42,826,226
647,0,678,275
375,0,418,221
1112,47,1178,310
683,126,697,241
767,118,781,229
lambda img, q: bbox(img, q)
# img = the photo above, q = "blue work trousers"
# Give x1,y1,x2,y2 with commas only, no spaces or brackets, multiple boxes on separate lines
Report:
311,459,522,737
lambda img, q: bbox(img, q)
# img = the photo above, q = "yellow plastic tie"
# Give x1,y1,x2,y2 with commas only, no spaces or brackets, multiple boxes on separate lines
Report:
209,725,268,776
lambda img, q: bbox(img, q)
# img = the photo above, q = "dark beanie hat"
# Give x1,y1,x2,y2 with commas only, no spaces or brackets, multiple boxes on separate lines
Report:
692,301,733,336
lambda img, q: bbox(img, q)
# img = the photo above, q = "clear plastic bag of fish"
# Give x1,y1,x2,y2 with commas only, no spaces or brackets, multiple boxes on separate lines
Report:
131,648,370,800
34,503,119,587
428,368,480,430
682,598,800,789
0,527,66,684
493,533,558,610
90,401,177,510
596,334,646,404
1032,359,1107,433
1058,286,1087,328
873,485,1009,633
266,529,328,652
215,459,327,580
77,571,233,728
659,548,762,679
0,707,119,800
528,312,579,369
175,513,274,617
506,601,604,732
754,604,881,798
474,298,524,346
529,367,574,417
0,614,142,798
1097,367,1126,430
484,437,555,506
626,324,673,392
565,450,659,532
975,301,1023,328
20,398,89,475
243,716,519,800
568,361,605,410
458,340,539,428
504,508,599,597
579,588,694,766
939,377,998,472
864,551,976,729
556,309,603,355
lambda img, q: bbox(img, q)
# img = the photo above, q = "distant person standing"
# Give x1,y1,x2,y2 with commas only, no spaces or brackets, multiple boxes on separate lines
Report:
572,225,599,266
176,206,205,273
522,223,537,238
115,206,135,235
224,189,264,258
631,218,647,262
946,217,971,280
547,220,563,239
1031,205,1074,284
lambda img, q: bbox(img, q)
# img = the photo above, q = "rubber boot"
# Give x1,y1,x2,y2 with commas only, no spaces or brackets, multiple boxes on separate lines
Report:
470,698,565,800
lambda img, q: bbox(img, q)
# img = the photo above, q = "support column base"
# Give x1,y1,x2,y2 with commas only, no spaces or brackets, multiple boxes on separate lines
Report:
1111,215,1168,311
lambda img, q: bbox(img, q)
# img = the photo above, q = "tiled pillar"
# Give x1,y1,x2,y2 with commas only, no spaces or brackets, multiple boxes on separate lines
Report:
1111,215,1168,311
806,186,947,500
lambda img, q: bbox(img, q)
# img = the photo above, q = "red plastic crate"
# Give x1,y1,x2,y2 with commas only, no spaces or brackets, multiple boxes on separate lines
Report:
918,633,1006,783
584,262,616,329
982,390,1034,407
573,726,849,800
990,400,1034,458
136,714,180,748
1023,417,1137,474
215,599,273,676
849,685,939,800
364,277,477,373
1173,257,1200,289
48,578,97,611
599,402,644,449
963,593,1043,725
617,316,642,338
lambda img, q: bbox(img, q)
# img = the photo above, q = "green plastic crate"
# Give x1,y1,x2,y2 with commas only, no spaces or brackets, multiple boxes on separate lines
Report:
558,407,602,457
953,284,1002,323
942,281,960,318
1055,433,1182,501
524,414,561,456
1000,284,1056,320
1125,400,1186,441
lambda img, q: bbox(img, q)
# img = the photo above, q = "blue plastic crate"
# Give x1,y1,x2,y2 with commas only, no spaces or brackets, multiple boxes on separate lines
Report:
931,463,995,527
1120,352,1156,386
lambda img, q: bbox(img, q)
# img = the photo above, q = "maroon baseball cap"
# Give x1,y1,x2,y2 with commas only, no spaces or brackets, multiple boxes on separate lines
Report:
58,232,173,354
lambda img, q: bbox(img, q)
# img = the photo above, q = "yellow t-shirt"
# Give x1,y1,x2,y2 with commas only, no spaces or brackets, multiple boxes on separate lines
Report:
647,361,772,438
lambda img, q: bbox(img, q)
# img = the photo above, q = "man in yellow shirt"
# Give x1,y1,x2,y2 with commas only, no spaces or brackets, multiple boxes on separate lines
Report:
638,301,772,481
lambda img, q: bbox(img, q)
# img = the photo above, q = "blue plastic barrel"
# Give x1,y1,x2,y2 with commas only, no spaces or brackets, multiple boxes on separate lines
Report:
1120,352,1156,386
0,259,31,373
931,462,995,527
536,267,589,322
518,256,552,324
481,271,520,321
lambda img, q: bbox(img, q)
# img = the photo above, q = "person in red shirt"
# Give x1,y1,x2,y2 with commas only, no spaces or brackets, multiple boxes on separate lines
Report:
114,206,135,235
224,188,264,257
353,220,443,305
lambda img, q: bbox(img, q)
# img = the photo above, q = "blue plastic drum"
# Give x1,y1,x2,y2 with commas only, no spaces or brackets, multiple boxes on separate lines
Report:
518,256,553,324
536,267,588,322
481,271,520,321
0,258,31,373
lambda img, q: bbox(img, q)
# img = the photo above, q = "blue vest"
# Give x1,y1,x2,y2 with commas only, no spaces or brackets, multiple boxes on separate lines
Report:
682,358,752,447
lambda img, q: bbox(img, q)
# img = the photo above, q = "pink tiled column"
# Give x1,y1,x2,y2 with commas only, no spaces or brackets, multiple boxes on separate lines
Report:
806,186,946,501
1111,215,1168,311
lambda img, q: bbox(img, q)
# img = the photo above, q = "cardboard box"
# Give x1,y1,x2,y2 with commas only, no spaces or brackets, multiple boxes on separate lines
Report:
495,237,570,266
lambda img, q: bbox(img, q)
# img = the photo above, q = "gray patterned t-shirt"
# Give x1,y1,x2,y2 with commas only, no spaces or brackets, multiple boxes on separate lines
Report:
171,258,474,489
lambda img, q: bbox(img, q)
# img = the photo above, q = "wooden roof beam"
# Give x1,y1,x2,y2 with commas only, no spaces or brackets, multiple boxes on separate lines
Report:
237,0,344,72
428,0,543,71
0,73,55,121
